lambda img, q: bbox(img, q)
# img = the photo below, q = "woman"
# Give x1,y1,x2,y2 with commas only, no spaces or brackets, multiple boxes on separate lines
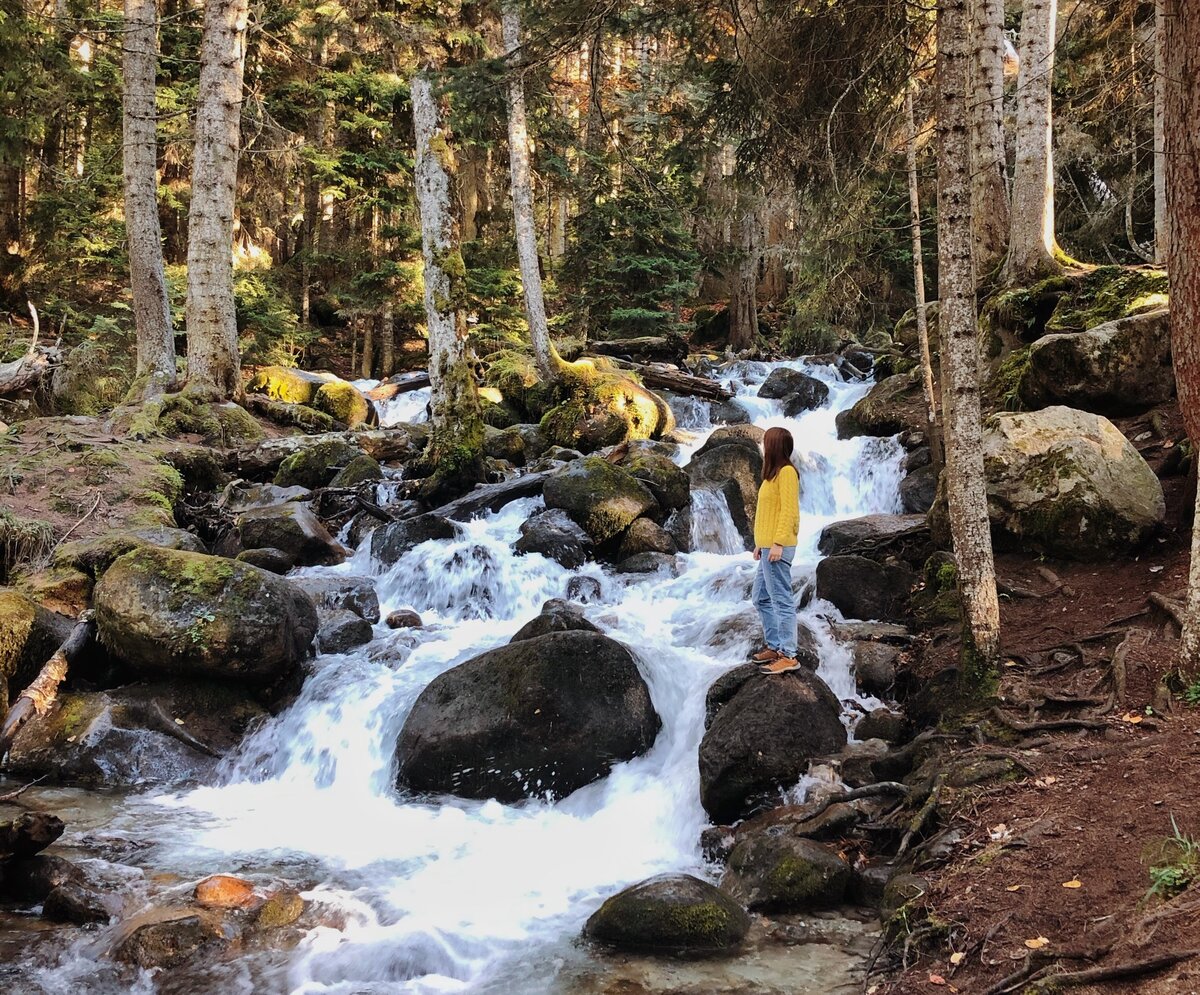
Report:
750,426,801,674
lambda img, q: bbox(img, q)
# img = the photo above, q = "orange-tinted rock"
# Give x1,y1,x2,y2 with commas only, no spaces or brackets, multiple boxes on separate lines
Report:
194,874,257,909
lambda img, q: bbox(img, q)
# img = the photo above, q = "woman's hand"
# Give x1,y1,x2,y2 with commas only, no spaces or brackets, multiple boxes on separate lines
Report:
753,547,761,561
768,543,784,562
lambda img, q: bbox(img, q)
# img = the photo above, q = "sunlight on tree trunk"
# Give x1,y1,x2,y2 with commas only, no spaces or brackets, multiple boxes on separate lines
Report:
1154,0,1168,266
728,201,760,352
970,0,1010,281
938,0,1002,668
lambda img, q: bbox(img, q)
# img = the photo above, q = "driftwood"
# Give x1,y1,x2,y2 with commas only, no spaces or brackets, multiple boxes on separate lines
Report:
1,303,60,398
605,358,733,401
230,427,419,478
431,470,551,523
0,614,95,759
587,334,689,366
365,372,431,402
0,810,64,860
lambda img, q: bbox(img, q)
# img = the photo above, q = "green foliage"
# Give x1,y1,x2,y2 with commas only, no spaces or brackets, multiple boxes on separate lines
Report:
1146,816,1200,899
235,272,315,367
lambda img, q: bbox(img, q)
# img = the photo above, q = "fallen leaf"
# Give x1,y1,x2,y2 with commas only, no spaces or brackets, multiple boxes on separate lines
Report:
1120,713,1144,725
989,823,1012,841
950,951,965,965
1024,936,1050,950
1062,878,1082,889
174,717,185,725
1006,884,1022,892
1034,775,1058,788
929,975,946,986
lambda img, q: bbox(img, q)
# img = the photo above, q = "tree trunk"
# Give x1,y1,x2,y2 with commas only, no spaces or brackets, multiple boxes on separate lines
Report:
503,1,564,382
459,153,481,243
906,86,943,471
970,0,1010,280
1004,0,1062,285
937,0,1002,667
360,316,374,379
379,302,395,378
1154,0,1168,265
728,203,760,352
412,72,484,497
123,0,176,393
1166,0,1200,673
185,0,249,398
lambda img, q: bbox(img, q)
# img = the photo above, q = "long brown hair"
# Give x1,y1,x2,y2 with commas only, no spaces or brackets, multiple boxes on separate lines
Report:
762,426,795,482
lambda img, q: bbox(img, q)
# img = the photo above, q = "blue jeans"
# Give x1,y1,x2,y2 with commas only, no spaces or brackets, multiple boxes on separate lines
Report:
753,546,797,657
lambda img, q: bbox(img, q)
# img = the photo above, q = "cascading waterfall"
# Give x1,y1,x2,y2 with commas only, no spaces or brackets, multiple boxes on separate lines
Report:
19,359,904,995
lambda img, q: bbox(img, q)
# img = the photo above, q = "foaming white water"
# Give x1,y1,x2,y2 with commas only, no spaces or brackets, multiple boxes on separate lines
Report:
23,358,904,994
355,377,432,427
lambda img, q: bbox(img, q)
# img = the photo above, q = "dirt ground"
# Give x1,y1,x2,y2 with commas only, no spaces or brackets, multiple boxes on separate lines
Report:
876,405,1200,994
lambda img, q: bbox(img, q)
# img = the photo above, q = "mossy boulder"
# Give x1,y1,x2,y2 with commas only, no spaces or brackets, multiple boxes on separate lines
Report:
93,547,318,685
273,440,364,489
15,566,94,617
51,528,205,580
483,349,556,420
617,518,677,561
483,425,527,466
835,369,926,440
236,503,347,567
543,457,660,545
370,513,459,567
584,874,751,957
982,406,1165,559
329,454,383,488
514,508,593,569
621,448,691,513
539,367,674,453
1044,266,1169,334
1,589,69,704
721,833,852,911
247,366,334,406
395,629,660,803
314,381,371,428
1020,308,1173,414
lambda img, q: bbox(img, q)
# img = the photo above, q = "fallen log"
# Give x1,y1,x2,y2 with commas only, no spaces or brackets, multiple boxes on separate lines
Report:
0,614,96,759
0,811,64,860
605,359,733,401
365,372,431,402
431,470,551,522
588,334,689,366
229,427,419,478
1,302,61,398
244,395,339,433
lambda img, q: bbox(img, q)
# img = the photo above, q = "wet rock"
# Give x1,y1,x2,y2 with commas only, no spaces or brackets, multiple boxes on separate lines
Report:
782,380,831,417
620,449,691,513
664,506,694,554
881,873,928,918
94,547,318,685
1021,308,1173,414
273,439,364,489
900,464,938,514
255,889,305,928
483,425,528,465
694,424,764,460
237,503,348,567
515,508,593,569
316,608,373,654
817,514,929,559
194,874,256,909
1,588,70,698
43,882,115,924
904,446,932,471
758,368,817,401
329,454,384,487
0,812,64,860
5,682,267,788
543,457,660,544
722,833,852,911
853,642,900,696
218,481,313,513
617,518,678,561
828,620,913,645
815,555,914,622
699,668,847,824
685,442,762,548
292,575,381,624
566,575,604,604
396,630,660,803
981,406,1165,559
112,908,223,969
0,855,83,904
616,552,678,575
510,599,599,643
584,874,751,957
855,707,907,744
370,513,459,567
709,399,750,425
235,547,295,574
839,739,893,789
835,369,926,441
385,609,422,629
51,528,206,579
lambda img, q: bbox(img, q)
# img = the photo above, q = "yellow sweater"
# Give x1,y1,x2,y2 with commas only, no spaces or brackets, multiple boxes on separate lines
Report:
754,464,800,548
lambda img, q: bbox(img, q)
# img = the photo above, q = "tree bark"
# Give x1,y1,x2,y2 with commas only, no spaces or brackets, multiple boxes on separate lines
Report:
905,86,943,471
379,301,395,379
728,202,760,352
937,0,1002,666
1166,0,1200,673
123,0,176,392
185,0,249,398
1154,0,1168,265
503,1,565,382
1004,0,1063,285
412,72,484,496
970,0,1010,280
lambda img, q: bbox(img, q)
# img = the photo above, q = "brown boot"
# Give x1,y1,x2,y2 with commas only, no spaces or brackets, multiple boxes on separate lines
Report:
751,647,781,663
759,656,801,675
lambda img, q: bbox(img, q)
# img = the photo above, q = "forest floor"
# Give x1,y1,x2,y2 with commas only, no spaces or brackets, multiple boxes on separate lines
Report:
878,402,1200,994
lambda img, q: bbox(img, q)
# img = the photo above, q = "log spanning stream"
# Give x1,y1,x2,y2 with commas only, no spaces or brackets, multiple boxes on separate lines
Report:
4,360,905,994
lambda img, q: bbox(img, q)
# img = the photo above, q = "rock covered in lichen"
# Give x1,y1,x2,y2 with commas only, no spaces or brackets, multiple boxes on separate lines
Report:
721,832,852,911
543,457,659,545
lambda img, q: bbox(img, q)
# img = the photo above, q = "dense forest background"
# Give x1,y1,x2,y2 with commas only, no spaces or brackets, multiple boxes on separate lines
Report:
0,0,1161,411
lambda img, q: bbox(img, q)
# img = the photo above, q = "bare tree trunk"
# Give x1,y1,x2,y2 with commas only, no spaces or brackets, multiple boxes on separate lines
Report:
123,0,176,393
970,0,1010,280
412,72,484,496
1166,0,1200,673
379,302,395,379
360,316,374,379
1154,0,1168,266
938,0,1002,667
728,202,760,352
185,0,249,398
459,153,481,243
906,87,943,471
503,1,564,382
1004,0,1063,285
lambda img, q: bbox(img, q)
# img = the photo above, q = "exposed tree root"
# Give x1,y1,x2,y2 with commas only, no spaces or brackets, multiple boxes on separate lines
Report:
988,707,1107,734
1023,949,1200,991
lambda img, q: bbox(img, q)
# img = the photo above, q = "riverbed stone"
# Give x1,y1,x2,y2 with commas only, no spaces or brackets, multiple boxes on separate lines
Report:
236,502,348,567
370,513,460,567
0,854,82,904
395,630,660,803
855,707,908,744
584,874,751,957
621,449,691,513
510,599,599,642
981,406,1165,558
853,642,901,696
50,528,206,579
235,547,295,574
617,518,678,560
291,575,381,624
316,608,373,654
699,667,847,824
815,555,914,621
273,439,364,489
43,882,116,924
94,547,318,684
386,609,422,630
685,442,762,548
543,457,660,544
835,369,925,441
817,514,929,559
514,508,593,569
900,464,938,514
328,454,384,487
721,833,852,911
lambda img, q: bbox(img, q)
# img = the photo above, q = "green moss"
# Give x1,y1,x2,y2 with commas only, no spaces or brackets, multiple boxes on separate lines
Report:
1045,266,1168,333
313,381,370,428
763,854,834,903
247,366,325,406
0,511,54,582
274,441,362,489
985,346,1032,411
16,566,94,613
0,589,37,682
329,454,383,487
255,891,305,929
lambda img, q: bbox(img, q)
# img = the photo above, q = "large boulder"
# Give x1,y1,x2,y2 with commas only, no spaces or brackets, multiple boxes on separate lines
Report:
370,513,459,567
1,588,70,699
758,367,824,402
273,440,364,490
290,575,380,623
620,448,691,513
835,370,926,440
236,503,347,567
584,874,750,957
514,509,593,569
900,464,939,514
686,442,762,548
817,514,929,558
1020,309,1173,414
510,600,599,642
721,832,852,911
617,518,677,561
543,457,659,545
982,406,1165,558
50,528,207,580
93,548,318,685
248,366,371,428
699,666,847,824
815,555,914,622
396,630,660,803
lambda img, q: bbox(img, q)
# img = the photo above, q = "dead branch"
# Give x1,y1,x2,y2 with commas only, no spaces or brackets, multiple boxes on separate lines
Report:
897,773,945,858
364,372,431,402
0,775,46,803
1025,949,1200,991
